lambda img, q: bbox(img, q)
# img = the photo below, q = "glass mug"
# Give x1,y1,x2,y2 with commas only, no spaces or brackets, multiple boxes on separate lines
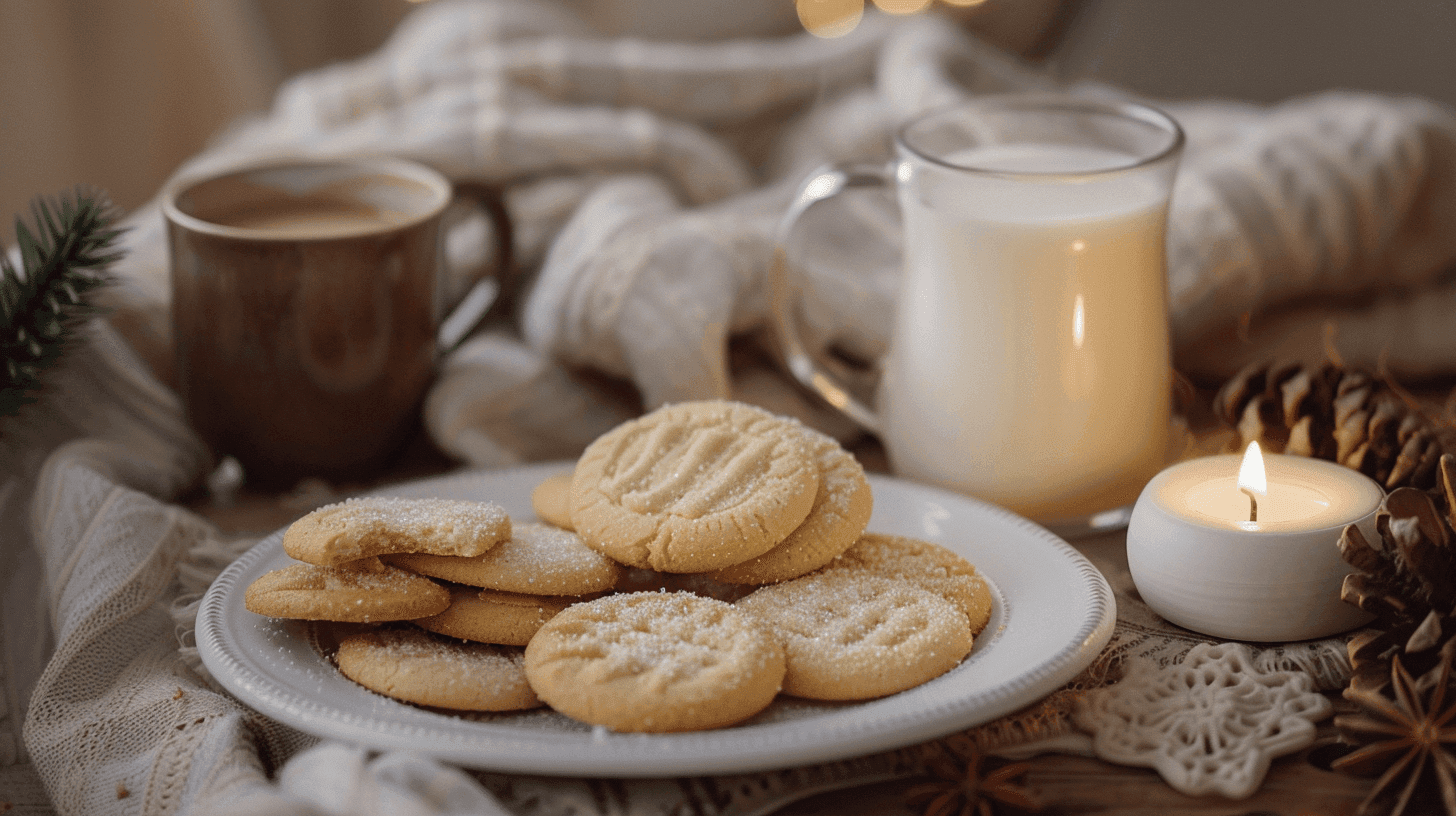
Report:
773,94,1184,530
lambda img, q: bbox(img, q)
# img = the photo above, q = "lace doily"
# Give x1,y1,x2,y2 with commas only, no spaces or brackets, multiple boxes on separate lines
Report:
1072,642,1332,799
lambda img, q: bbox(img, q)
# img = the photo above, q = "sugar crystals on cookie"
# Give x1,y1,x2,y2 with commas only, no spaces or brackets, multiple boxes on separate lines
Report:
569,400,820,573
387,521,620,595
243,562,450,622
822,532,994,635
708,425,873,584
736,571,973,700
524,591,785,732
414,586,579,646
283,496,511,566
336,626,542,712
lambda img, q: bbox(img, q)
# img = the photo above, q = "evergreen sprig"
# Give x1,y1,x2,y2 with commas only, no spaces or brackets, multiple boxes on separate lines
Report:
0,187,124,417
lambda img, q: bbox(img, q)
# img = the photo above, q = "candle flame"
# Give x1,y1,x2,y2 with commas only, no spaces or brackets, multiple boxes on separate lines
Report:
1238,441,1267,497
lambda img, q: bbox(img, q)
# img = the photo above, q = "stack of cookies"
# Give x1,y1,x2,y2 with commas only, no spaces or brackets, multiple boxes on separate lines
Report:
243,400,993,733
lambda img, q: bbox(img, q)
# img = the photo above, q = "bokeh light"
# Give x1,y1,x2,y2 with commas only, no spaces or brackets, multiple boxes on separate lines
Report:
872,0,934,14
796,0,864,38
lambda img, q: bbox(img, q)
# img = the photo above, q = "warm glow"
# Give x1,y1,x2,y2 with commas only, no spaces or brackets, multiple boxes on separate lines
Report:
1072,294,1085,349
797,0,863,37
873,0,933,13
940,0,989,6
1238,441,1267,497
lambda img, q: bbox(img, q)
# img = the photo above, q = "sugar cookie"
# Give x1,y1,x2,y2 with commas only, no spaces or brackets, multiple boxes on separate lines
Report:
524,591,785,732
570,400,819,572
822,533,993,634
339,556,388,572
335,627,541,711
283,496,511,566
414,587,576,646
530,472,575,530
708,427,872,584
613,568,755,603
387,522,621,595
243,562,450,622
736,572,972,700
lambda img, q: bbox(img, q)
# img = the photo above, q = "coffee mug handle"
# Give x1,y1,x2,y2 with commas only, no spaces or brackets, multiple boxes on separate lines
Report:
770,162,891,435
436,181,515,352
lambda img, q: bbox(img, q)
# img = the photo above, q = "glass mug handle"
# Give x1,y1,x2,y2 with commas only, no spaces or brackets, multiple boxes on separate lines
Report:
770,161,892,435
436,181,516,352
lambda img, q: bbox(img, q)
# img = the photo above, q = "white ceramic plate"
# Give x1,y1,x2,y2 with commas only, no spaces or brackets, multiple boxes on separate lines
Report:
197,462,1115,777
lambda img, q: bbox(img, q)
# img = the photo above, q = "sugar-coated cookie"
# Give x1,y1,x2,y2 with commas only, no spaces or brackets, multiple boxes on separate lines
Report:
736,571,973,700
613,568,755,603
243,562,450,622
339,556,388,572
414,587,576,646
570,400,819,572
530,472,575,530
283,496,511,566
524,591,785,732
708,427,872,584
821,533,993,635
335,627,541,711
387,522,621,595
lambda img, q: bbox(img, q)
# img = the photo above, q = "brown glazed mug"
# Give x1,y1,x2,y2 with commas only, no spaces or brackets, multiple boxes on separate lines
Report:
164,156,510,486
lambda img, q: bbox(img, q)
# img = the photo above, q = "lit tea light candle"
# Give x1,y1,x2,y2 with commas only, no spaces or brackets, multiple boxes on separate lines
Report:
1126,443,1383,642
1176,442,1369,530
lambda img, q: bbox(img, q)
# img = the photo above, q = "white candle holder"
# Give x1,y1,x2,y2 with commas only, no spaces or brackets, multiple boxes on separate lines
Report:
1126,453,1382,642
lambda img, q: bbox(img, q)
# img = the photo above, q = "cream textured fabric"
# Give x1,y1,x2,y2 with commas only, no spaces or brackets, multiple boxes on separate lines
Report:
10,1,1456,813
1161,92,1456,379
96,0,1456,465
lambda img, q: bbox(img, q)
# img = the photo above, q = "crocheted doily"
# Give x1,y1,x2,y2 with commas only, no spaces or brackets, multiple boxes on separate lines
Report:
1073,642,1332,799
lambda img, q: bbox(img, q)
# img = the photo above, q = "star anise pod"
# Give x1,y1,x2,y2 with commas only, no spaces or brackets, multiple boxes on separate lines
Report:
1333,644,1456,816
905,734,1041,816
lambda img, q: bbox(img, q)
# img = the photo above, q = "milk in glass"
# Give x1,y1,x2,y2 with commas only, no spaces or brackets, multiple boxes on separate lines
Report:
882,143,1172,521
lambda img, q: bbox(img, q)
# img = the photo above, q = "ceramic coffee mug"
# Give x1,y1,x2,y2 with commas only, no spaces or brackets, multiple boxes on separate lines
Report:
774,94,1184,528
164,156,510,485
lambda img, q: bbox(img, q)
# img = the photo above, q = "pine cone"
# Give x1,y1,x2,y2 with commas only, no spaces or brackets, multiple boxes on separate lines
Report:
1214,361,1444,491
1340,455,1456,694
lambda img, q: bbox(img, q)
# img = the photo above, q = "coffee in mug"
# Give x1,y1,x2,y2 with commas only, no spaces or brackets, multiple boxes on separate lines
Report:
164,157,510,486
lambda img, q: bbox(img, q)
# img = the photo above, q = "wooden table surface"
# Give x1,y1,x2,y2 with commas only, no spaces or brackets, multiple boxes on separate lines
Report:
188,432,1381,816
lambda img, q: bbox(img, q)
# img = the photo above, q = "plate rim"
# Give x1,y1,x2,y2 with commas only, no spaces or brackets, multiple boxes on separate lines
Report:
196,462,1115,776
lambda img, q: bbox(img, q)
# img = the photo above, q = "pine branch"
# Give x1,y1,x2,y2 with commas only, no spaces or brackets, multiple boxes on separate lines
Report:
0,186,125,417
